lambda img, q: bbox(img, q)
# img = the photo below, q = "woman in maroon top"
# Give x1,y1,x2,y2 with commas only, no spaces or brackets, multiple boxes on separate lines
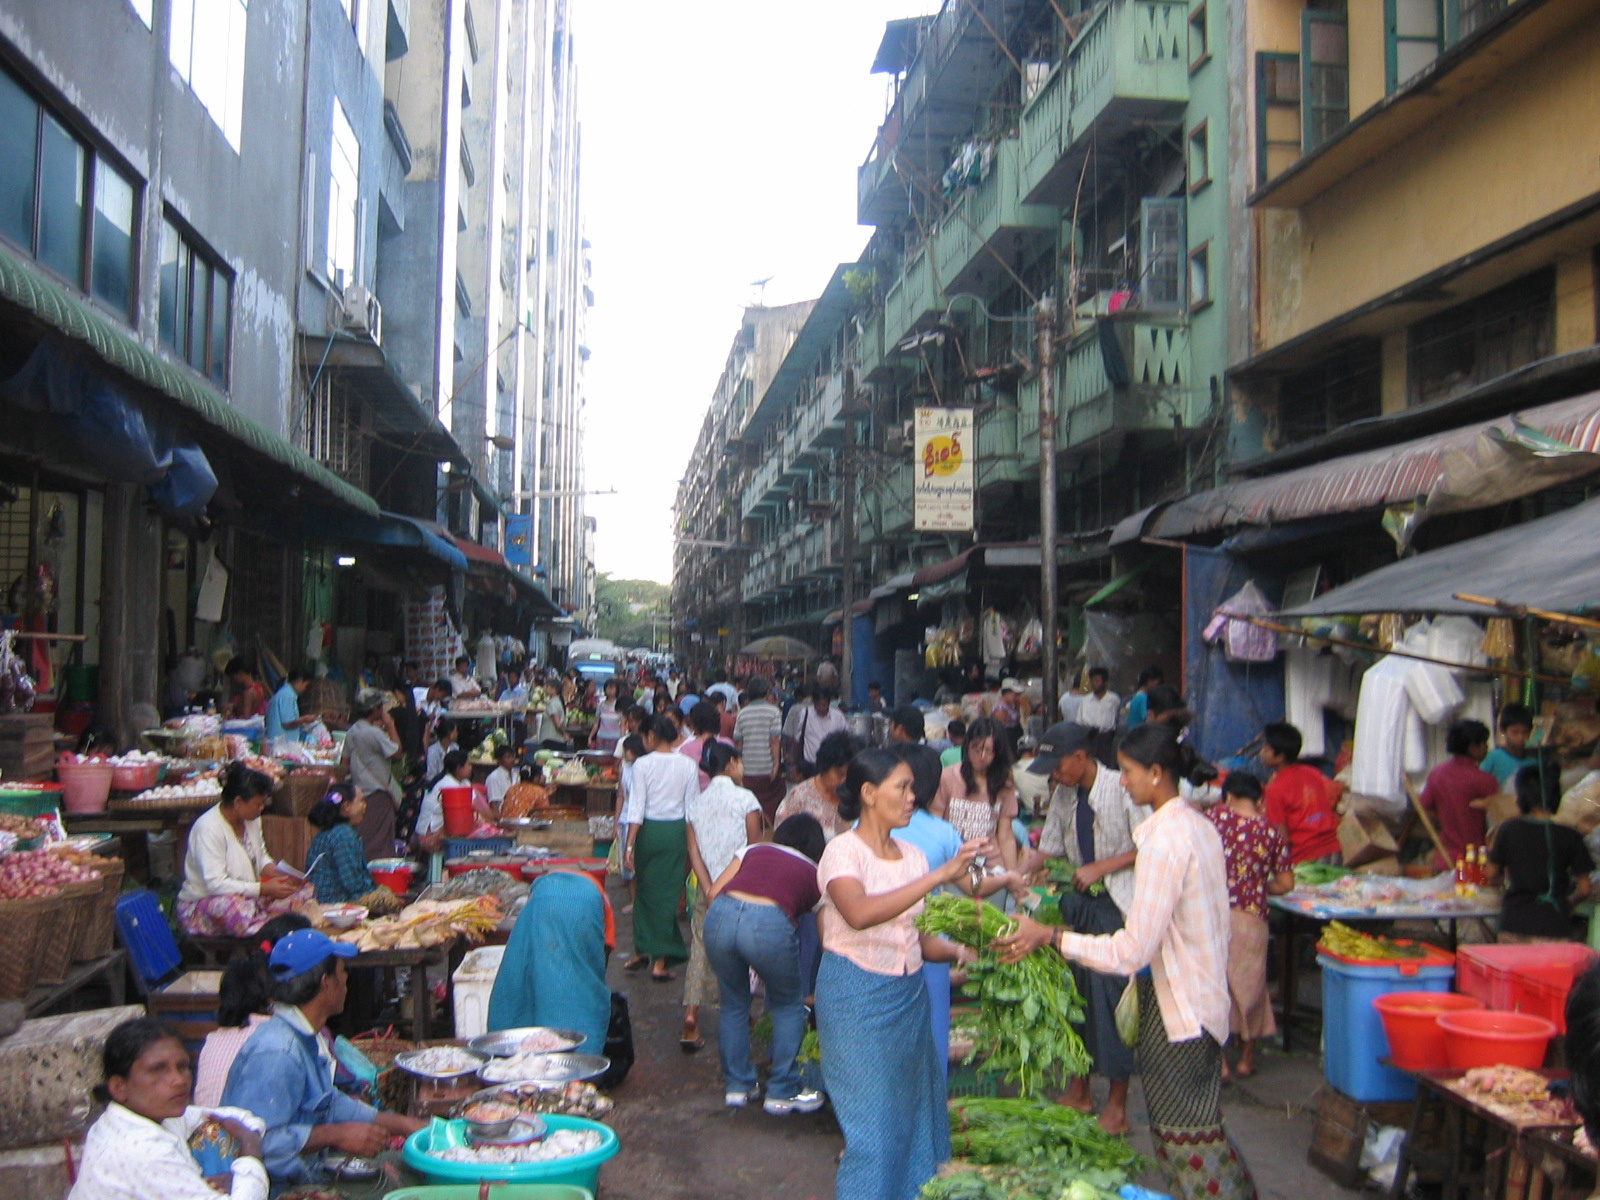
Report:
1207,772,1294,1078
702,814,827,1111
1419,720,1498,870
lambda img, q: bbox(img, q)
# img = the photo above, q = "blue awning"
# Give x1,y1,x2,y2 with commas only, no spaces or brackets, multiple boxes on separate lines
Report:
306,510,469,569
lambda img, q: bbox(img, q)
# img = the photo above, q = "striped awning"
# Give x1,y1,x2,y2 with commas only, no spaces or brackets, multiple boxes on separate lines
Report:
1133,389,1600,542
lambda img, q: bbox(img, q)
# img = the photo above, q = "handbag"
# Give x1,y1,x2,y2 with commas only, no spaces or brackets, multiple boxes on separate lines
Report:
599,991,634,1088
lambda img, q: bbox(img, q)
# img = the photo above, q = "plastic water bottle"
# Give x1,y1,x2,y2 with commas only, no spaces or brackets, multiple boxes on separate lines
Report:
1120,1186,1173,1200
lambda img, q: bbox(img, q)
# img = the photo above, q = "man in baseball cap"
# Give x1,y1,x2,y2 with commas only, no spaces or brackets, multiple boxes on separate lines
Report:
1021,721,1145,1134
223,930,423,1188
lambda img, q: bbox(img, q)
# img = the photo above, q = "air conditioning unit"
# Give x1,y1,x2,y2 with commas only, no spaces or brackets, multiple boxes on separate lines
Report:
340,284,383,344
883,418,916,455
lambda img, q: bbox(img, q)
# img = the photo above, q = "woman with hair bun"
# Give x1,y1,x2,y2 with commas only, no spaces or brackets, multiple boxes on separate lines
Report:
997,722,1255,1200
814,748,988,1200
177,764,311,936
305,786,406,915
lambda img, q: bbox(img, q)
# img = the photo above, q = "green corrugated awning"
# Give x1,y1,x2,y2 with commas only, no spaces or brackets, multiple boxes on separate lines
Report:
0,243,379,517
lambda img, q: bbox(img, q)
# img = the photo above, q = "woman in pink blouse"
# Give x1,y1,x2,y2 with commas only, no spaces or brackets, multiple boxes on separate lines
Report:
998,723,1257,1200
931,716,1020,871
814,748,986,1200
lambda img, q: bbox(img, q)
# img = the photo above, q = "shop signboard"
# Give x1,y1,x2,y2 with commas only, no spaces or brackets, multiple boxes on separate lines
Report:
913,406,973,532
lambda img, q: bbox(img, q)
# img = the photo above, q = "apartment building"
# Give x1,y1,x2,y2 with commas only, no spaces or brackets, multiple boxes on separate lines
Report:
0,0,580,739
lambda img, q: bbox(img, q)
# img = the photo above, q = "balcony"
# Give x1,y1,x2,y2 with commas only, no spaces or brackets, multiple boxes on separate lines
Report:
1019,0,1189,204
976,406,1022,489
740,453,784,519
879,139,1057,362
1058,314,1191,449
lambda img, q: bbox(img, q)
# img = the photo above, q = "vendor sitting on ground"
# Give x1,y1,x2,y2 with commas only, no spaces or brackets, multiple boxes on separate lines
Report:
70,1016,269,1200
305,787,405,915
221,930,424,1190
193,914,311,1107
1420,719,1499,870
488,869,615,1055
1487,766,1594,943
178,764,312,937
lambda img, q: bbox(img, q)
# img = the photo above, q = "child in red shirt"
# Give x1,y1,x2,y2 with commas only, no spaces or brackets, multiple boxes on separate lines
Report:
1260,721,1342,865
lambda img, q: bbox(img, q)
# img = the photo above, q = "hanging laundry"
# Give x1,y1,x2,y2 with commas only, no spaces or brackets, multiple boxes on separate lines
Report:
1201,580,1278,663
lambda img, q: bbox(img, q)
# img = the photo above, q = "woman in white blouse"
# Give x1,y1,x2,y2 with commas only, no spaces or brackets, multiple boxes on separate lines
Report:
71,1016,268,1200
681,741,763,1050
177,765,309,937
622,714,702,980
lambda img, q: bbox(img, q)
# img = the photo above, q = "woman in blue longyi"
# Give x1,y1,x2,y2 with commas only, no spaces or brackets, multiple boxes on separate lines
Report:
487,870,613,1055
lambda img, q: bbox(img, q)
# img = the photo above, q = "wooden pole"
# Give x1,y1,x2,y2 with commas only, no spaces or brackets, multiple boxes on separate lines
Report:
1451,592,1600,633
1403,776,1452,871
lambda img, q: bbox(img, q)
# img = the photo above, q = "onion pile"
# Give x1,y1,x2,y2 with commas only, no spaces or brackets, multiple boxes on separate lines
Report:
0,848,98,898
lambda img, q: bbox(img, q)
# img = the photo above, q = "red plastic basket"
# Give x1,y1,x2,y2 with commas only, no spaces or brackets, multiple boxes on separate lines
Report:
1456,943,1598,1031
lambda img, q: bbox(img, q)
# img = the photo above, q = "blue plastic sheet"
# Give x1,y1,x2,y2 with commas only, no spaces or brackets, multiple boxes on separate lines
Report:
1183,545,1285,763
0,337,218,518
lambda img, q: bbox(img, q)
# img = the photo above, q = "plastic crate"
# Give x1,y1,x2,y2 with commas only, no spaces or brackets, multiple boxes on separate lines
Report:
442,835,513,860
947,1062,1001,1098
115,888,181,992
0,783,63,819
1319,949,1456,1103
1457,943,1598,1033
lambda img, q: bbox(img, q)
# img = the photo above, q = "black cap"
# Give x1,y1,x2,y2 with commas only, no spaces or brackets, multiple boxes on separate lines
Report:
1027,722,1094,775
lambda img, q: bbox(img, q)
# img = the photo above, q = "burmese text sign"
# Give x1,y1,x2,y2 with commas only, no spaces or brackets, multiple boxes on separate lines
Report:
914,407,973,531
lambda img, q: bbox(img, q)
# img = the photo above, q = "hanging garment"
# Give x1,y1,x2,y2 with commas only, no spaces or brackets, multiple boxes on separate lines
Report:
1284,647,1335,759
1201,581,1278,664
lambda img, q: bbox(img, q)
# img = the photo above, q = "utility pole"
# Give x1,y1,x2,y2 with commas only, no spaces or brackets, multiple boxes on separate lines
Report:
1036,296,1059,720
839,367,858,706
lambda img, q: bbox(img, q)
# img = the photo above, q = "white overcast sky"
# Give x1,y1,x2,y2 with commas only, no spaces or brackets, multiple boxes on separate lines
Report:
577,1,939,584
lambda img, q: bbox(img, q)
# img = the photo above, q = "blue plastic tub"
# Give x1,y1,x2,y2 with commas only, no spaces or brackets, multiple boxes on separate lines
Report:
402,1115,617,1192
1319,949,1455,1102
383,1188,592,1200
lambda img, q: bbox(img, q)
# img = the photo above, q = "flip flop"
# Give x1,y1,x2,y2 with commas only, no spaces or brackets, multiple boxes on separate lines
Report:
651,969,676,982
623,955,649,972
679,1034,704,1052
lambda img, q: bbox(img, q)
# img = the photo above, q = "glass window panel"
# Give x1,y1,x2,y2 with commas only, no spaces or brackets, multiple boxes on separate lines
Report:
209,271,229,385
1309,22,1348,63
0,74,38,250
91,164,136,317
189,2,228,131
221,0,247,150
1396,41,1439,82
158,220,182,351
1395,0,1440,36
37,113,85,284
1266,59,1300,99
169,0,195,80
188,259,208,371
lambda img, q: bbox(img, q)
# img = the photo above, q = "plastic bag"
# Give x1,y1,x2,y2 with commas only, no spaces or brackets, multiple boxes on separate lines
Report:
1114,979,1139,1047
1016,616,1043,661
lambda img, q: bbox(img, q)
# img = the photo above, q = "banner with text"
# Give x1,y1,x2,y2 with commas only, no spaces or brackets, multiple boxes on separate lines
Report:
914,406,974,532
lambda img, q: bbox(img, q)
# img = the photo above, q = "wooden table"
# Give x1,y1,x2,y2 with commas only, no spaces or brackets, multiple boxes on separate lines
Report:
64,807,206,884
25,950,127,1017
1388,1069,1577,1200
1523,1128,1598,1200
1267,893,1502,1050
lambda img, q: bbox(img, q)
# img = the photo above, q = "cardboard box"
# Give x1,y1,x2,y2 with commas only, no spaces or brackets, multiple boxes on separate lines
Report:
1483,792,1519,829
1353,855,1401,876
1339,808,1398,868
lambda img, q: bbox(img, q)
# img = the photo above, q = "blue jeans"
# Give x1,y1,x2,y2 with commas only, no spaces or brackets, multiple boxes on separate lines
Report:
703,895,806,1099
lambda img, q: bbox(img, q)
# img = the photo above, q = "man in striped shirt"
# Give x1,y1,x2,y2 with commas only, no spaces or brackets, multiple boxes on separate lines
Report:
734,676,786,824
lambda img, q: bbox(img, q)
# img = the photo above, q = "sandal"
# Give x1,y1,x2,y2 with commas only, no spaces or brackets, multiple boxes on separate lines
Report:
651,969,676,982
679,1033,704,1052
623,955,649,972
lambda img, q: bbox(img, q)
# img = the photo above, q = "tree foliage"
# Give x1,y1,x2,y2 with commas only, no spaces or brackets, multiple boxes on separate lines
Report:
595,573,670,649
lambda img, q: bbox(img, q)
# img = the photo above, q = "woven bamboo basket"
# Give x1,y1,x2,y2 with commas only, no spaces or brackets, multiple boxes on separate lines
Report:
73,858,125,962
33,887,80,986
0,893,62,998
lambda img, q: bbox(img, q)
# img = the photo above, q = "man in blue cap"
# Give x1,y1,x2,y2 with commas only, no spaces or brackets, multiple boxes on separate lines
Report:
222,929,425,1190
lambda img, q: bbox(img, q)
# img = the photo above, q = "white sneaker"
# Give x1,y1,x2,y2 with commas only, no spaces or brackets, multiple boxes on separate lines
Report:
725,1089,757,1108
763,1088,825,1115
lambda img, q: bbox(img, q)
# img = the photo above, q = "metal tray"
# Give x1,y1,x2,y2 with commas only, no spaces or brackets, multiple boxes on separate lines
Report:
497,817,553,831
392,1047,487,1079
468,1027,585,1057
477,1052,610,1085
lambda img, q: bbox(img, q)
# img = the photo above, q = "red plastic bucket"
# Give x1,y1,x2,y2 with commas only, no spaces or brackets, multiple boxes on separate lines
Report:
370,864,413,893
56,760,115,814
440,787,476,837
1373,991,1483,1071
1437,1009,1558,1070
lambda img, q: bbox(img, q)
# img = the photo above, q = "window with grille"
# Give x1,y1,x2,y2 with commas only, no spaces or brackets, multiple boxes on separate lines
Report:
1277,340,1382,445
1256,54,1303,185
302,376,370,488
1409,269,1555,406
1139,198,1186,312
1302,11,1350,152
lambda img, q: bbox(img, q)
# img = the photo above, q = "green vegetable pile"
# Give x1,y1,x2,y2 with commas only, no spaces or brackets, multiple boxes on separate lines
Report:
1294,862,1351,888
916,895,1091,1098
920,1098,1150,1200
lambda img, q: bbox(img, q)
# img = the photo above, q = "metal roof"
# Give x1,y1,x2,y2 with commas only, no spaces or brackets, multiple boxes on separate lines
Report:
741,265,858,442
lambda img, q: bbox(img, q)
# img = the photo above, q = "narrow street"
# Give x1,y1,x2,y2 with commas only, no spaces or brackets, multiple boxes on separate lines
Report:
598,882,1365,1200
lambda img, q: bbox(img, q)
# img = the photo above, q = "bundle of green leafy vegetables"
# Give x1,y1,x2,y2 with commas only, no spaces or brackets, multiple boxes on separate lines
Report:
919,1098,1151,1200
916,895,1091,1097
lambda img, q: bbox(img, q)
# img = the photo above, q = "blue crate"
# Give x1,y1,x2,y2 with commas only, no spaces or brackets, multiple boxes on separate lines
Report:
1320,950,1455,1102
115,888,181,993
443,835,513,859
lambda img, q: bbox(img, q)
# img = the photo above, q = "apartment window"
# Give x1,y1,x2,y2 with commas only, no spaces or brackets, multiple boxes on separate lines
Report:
1188,3,1209,71
159,217,231,386
326,101,359,287
1256,54,1302,185
128,0,153,28
0,70,139,322
1187,122,1211,193
1188,242,1211,310
1139,198,1186,312
1387,0,1443,90
1409,269,1554,405
1277,340,1382,445
1302,10,1350,152
1453,0,1508,38
169,0,248,151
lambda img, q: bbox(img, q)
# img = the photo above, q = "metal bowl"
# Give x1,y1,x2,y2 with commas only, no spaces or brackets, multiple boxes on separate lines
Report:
456,1096,529,1140
469,1116,547,1146
392,1046,488,1079
468,1027,585,1057
497,816,553,831
477,1051,611,1085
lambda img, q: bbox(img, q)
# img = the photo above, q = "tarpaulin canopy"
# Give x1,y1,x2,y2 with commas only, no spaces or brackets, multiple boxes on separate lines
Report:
1281,495,1600,617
